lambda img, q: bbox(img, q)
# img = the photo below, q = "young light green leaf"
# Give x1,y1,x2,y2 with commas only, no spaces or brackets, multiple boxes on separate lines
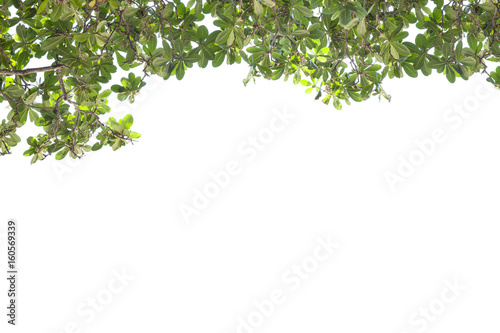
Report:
254,1,264,15
261,0,275,7
357,19,366,35
37,0,49,14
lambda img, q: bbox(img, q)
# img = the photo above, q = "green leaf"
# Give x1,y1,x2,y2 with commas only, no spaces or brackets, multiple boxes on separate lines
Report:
50,3,63,21
403,63,418,78
337,8,352,26
116,52,130,70
254,1,264,15
460,56,476,66
37,0,49,14
455,40,463,59
213,52,225,67
153,57,169,67
415,6,425,22
294,5,313,18
23,148,35,157
413,53,427,70
215,29,233,44
130,131,141,139
175,62,185,80
227,30,235,46
41,36,65,51
56,148,69,160
445,65,456,83
444,7,457,20
344,17,359,30
29,109,39,122
357,19,366,35
292,29,310,38
390,45,399,59
121,115,134,129
124,7,139,17
415,34,427,49
391,42,411,56
25,91,37,105
442,43,452,58
74,33,89,42
4,85,25,99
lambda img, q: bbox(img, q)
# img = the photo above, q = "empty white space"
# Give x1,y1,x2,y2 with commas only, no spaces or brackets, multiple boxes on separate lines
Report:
1,62,499,333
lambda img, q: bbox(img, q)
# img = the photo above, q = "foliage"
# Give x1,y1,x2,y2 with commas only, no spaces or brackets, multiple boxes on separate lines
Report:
0,0,499,162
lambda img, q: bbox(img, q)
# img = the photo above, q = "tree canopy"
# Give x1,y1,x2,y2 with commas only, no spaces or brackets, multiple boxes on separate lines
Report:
0,0,499,163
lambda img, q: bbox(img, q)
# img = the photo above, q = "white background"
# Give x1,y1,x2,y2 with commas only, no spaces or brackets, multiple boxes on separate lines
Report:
1,62,500,333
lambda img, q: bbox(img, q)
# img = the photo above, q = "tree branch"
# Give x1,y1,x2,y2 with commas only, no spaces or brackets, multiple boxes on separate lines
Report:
0,64,64,75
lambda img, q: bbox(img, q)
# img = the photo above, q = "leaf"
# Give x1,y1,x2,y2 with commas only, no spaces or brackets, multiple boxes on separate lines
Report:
391,42,411,56
345,17,359,30
415,6,425,22
121,115,134,129
292,29,310,37
338,8,352,26
74,33,89,42
413,53,427,70
50,4,63,21
442,43,452,58
129,131,141,139
29,109,40,122
357,19,366,35
403,63,418,78
445,65,456,83
213,52,225,67
478,2,495,12
175,62,185,80
227,30,235,46
153,57,169,67
4,85,25,99
390,45,399,59
96,20,107,32
444,7,457,19
294,5,313,18
23,148,35,157
41,36,65,51
124,7,139,17
455,40,463,59
460,56,476,66
56,148,69,160
25,91,37,105
116,52,130,70
254,1,264,15
95,35,107,47
215,29,233,44
415,34,427,49
37,0,49,14
261,0,275,7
